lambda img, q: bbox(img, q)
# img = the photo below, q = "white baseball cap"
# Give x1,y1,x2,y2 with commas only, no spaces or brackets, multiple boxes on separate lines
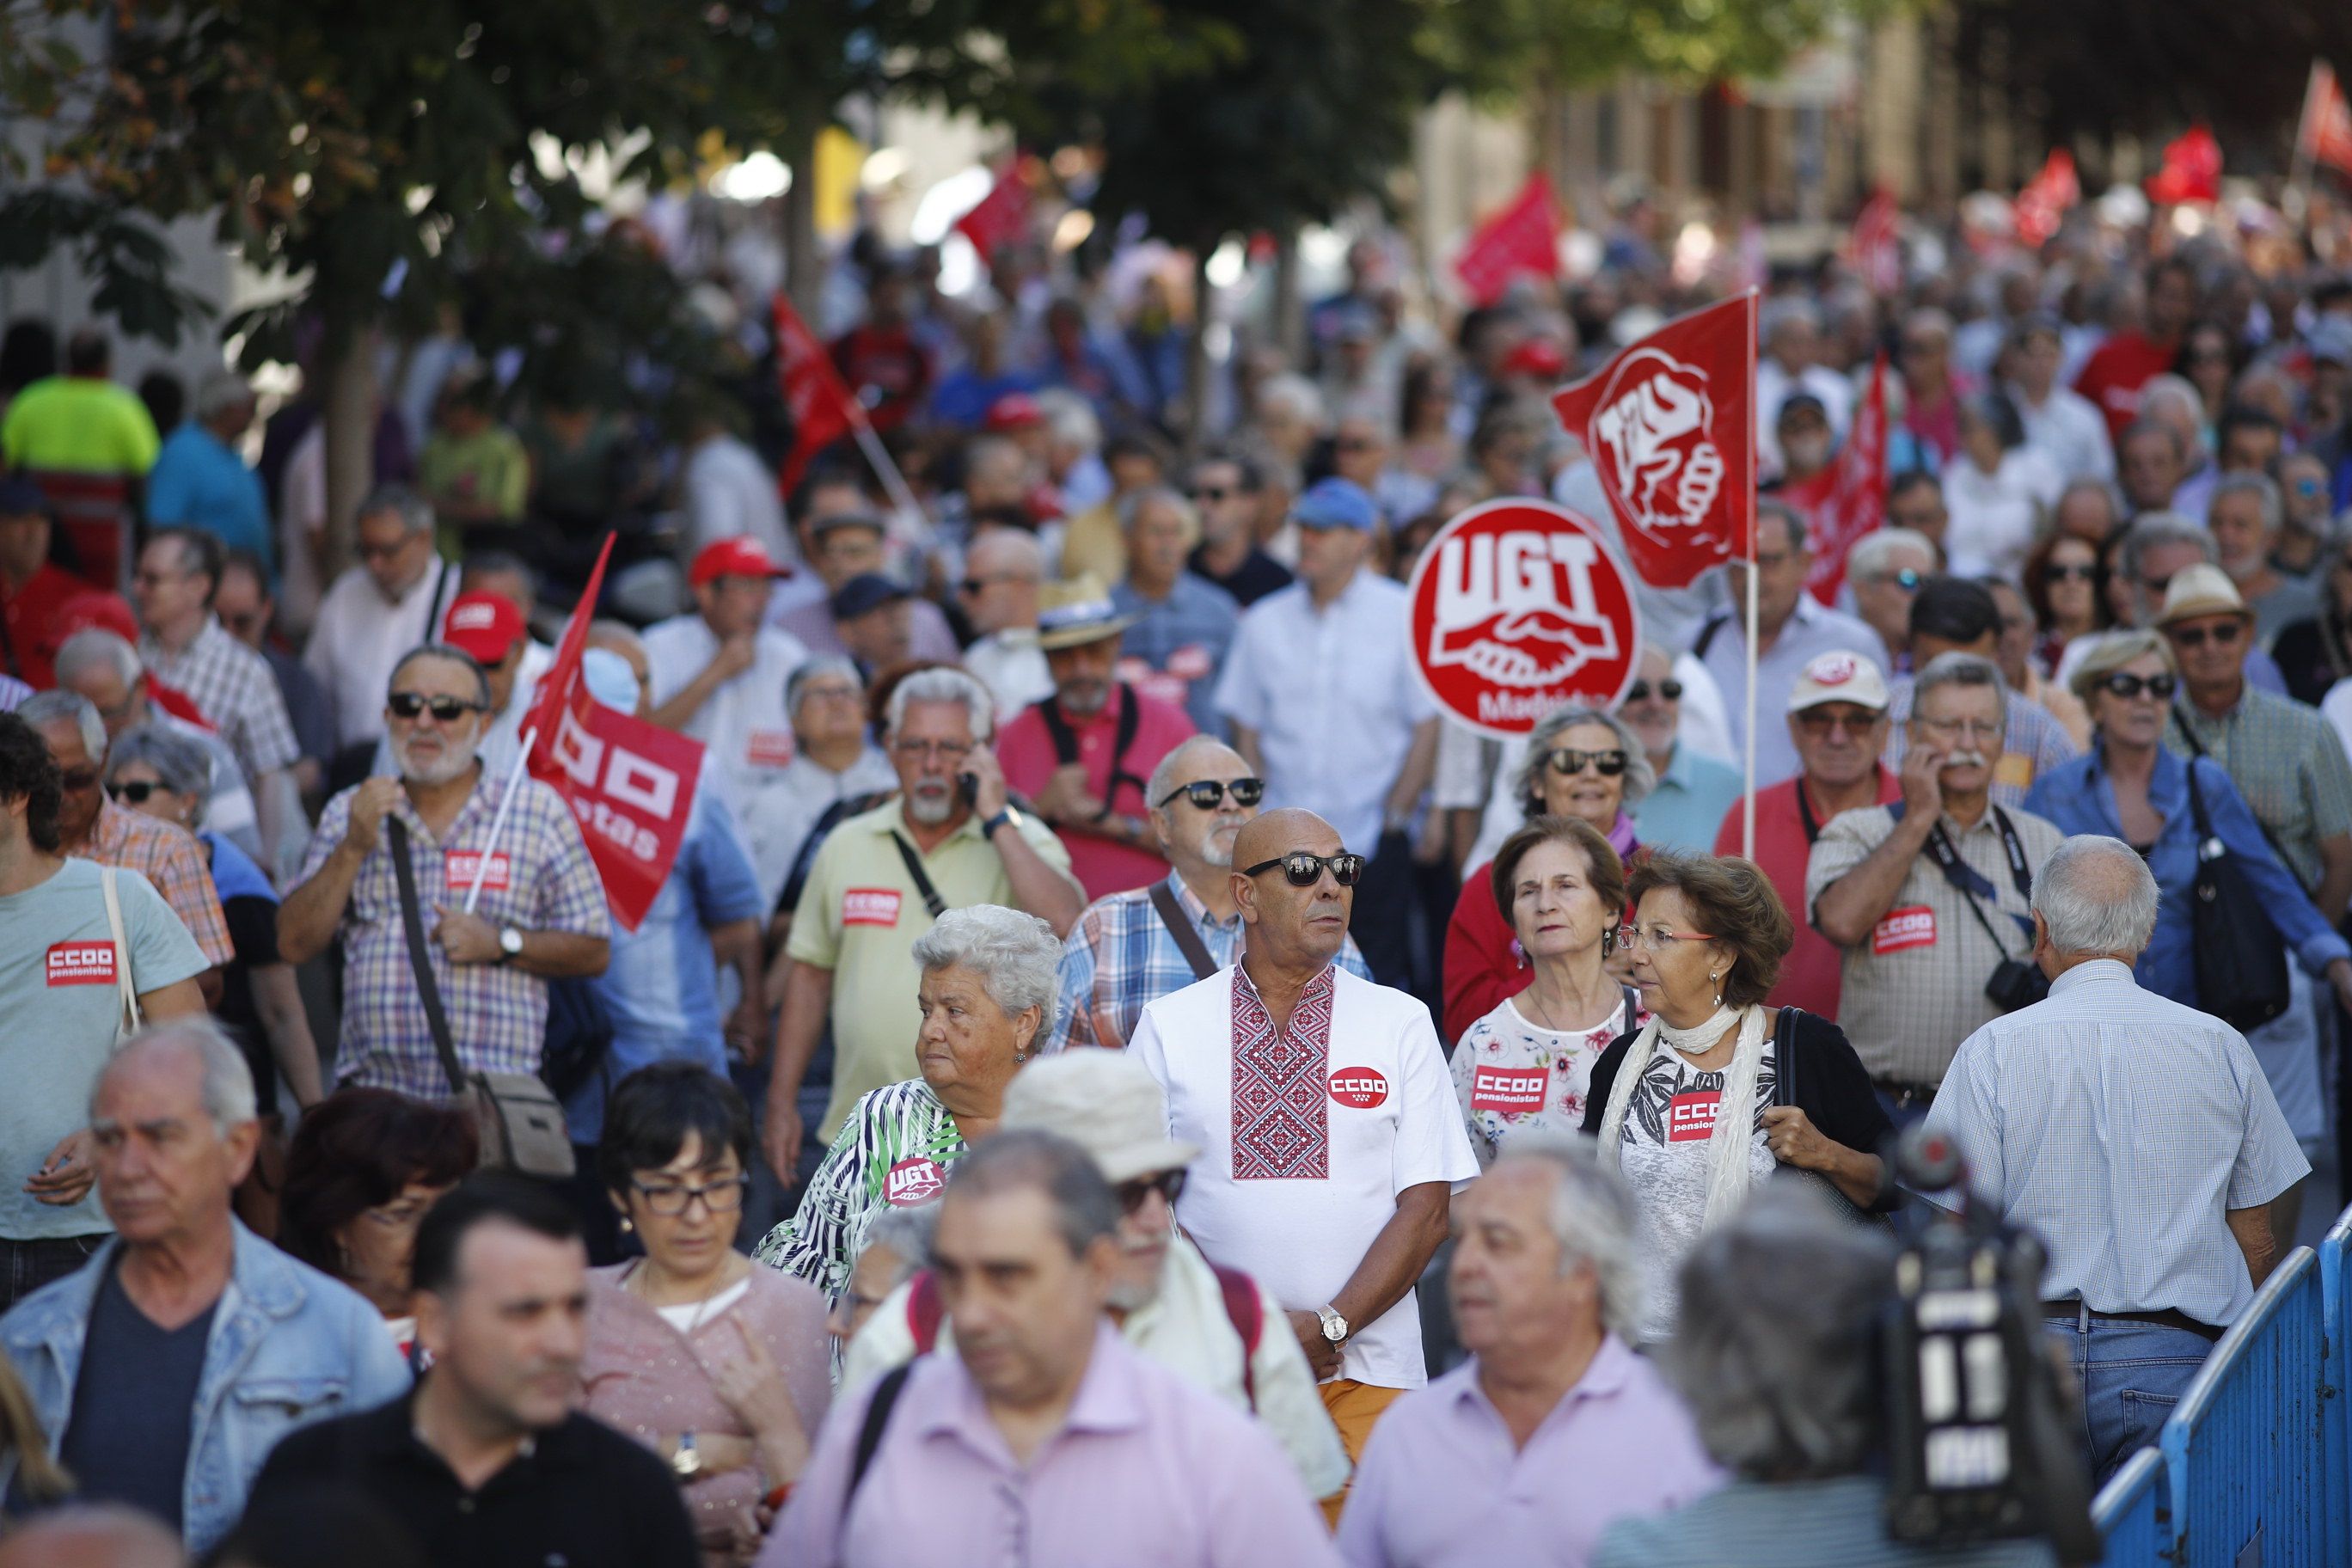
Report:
1787,650,1891,714
1002,1052,1199,1185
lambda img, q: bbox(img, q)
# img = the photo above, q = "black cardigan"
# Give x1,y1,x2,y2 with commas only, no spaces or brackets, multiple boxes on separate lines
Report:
1579,1007,1898,1209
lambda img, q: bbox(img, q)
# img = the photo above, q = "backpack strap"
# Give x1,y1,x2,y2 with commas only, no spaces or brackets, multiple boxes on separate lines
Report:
1037,684,1147,822
904,1269,945,1354
846,1363,913,1516
1208,1262,1265,1412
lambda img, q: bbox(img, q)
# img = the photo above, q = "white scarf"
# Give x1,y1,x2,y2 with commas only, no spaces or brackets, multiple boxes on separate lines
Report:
1596,1003,1772,1234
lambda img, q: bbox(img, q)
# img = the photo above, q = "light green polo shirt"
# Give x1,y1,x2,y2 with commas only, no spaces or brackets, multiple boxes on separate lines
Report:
788,799,1073,1140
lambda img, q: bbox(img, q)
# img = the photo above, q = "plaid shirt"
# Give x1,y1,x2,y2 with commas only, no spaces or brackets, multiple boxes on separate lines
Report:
87,799,232,966
142,616,300,783
298,771,609,1097
1042,872,1369,1052
2167,685,2352,896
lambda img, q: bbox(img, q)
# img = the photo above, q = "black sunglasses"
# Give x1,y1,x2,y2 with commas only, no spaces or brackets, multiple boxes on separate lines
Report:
107,781,164,804
2043,562,2099,585
1115,1168,1186,1214
2165,621,2244,649
1158,776,1265,811
1243,851,1366,887
388,691,487,722
1544,748,1628,777
1187,486,1234,502
1625,679,1683,704
2099,671,2177,701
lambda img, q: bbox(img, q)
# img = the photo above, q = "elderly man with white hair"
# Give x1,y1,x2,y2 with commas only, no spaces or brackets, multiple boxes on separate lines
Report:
0,1020,408,1553
1337,1136,1718,1567
1924,834,2309,1484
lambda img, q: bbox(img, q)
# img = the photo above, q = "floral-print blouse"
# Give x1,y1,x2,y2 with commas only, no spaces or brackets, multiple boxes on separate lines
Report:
1450,989,1641,1167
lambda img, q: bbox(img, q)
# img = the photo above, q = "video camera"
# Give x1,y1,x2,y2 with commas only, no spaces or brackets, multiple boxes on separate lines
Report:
1879,1126,2100,1565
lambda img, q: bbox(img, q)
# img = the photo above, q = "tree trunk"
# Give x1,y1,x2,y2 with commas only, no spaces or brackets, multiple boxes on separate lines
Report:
319,314,377,582
1184,246,1216,450
783,120,823,324
1271,224,1305,371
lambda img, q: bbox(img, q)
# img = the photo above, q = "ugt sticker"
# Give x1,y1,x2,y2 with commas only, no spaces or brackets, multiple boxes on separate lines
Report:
1470,1065,1547,1113
1871,905,1938,955
884,1157,946,1207
444,849,511,892
842,889,902,928
1665,1092,1720,1143
46,941,116,987
1329,1068,1389,1109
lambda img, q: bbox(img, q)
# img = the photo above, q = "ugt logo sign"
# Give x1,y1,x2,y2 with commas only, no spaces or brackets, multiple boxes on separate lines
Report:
1588,346,1727,545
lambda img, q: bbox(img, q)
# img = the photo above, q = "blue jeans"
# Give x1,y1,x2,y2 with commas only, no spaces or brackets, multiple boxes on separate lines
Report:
2043,1307,2215,1485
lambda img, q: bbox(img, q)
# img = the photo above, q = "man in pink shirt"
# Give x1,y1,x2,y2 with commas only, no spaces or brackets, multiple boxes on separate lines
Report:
997,576,1195,901
767,1130,1338,1568
1336,1137,1720,1566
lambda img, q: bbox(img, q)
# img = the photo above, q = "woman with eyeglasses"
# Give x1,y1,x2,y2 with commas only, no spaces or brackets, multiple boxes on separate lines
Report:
2022,530,2110,680
1579,852,1893,1343
2023,630,2352,1029
1442,705,1651,1046
755,904,1056,1300
585,1062,830,1567
2270,516,2352,707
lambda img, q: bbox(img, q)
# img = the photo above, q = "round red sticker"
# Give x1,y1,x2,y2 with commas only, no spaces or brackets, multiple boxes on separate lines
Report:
1404,499,1642,738
1328,1068,1390,1109
882,1157,946,1207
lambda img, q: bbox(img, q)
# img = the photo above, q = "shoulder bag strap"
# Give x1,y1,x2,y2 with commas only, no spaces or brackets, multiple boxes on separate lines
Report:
101,867,141,1038
847,1363,915,1513
387,817,469,1097
888,831,948,921
423,559,456,641
1693,613,1729,662
1148,879,1219,981
1773,1005,1803,1110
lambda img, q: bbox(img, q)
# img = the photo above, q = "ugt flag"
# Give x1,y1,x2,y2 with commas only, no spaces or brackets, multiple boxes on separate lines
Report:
1551,293,1757,590
521,536,704,933
1455,174,1563,306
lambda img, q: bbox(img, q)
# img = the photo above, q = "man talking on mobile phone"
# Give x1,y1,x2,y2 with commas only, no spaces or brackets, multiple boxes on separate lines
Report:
761,667,1081,1187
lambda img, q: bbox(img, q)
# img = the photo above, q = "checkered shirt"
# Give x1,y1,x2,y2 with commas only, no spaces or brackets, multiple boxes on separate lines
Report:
142,616,300,783
1041,872,1369,1052
88,799,232,966
2166,686,2352,896
298,772,609,1097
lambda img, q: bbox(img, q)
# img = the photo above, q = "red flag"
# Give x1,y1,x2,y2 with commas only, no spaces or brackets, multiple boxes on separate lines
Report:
520,535,704,933
2013,150,2080,248
1785,355,1890,607
1551,293,1757,590
1455,173,1563,306
953,159,1032,260
772,291,858,497
1847,187,1902,293
2146,126,2221,205
2300,63,2352,177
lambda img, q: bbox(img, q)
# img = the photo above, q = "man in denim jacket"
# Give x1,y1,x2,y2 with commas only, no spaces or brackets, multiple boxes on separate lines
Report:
0,1020,407,1552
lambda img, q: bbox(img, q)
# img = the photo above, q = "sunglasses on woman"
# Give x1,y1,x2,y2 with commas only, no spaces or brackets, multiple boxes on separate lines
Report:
2043,562,2098,585
2099,671,2177,701
1544,748,1628,777
1115,1168,1186,1214
107,781,166,804
388,691,487,722
1157,776,1266,811
1625,680,1683,704
1243,851,1367,887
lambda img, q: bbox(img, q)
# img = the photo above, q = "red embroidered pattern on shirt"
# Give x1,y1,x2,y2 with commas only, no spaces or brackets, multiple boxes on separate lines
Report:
1230,968,1335,1179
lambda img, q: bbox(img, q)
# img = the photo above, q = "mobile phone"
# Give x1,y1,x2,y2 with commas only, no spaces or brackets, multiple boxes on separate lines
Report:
957,772,979,809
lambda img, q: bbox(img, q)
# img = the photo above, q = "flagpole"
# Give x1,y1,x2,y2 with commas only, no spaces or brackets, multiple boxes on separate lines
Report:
462,728,541,915
844,411,927,531
1742,289,1760,861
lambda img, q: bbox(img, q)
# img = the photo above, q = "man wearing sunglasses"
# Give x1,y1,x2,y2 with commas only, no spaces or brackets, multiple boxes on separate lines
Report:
839,1050,1350,1501
1844,527,1938,676
1185,451,1293,609
1044,737,1369,1053
279,644,611,1100
1131,807,1477,1520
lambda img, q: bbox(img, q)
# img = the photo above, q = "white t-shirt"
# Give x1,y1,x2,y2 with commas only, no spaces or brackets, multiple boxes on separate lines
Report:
1130,964,1479,1390
642,614,812,822
1614,1038,1779,1343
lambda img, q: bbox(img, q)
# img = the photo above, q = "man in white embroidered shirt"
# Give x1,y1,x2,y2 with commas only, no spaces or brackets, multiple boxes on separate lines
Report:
1132,807,1478,1525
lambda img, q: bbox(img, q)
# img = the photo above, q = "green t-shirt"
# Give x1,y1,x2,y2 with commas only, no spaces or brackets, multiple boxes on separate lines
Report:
0,859,210,1240
420,425,530,554
0,377,161,474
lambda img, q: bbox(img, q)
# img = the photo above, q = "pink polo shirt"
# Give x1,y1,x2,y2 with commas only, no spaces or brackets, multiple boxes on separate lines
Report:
996,683,1195,900
767,1322,1340,1568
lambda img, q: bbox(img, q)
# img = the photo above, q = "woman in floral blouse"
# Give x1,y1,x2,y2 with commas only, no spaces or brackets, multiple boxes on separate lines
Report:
1451,816,1639,1165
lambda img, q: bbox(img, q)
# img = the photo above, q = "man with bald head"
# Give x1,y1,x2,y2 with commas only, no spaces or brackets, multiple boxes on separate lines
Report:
1132,805,1477,1519
1045,738,1368,1051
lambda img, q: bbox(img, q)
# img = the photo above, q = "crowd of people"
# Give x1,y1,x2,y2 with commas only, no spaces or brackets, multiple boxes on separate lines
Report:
0,170,2347,1565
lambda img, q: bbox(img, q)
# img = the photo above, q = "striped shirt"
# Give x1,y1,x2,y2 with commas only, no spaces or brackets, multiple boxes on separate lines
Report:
1593,1474,2055,1568
753,1078,964,1300
142,616,300,784
2167,685,2352,896
1044,872,1369,1053
1923,959,2307,1327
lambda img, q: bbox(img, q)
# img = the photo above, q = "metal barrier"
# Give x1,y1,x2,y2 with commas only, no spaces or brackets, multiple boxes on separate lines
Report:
2092,1447,2169,1568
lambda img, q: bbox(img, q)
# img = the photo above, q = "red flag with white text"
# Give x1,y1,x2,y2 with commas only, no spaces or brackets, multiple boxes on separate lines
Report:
772,291,858,497
954,159,1032,260
520,535,703,933
1550,293,1757,590
1455,173,1564,306
2300,63,2352,177
1847,188,1902,293
2013,150,2080,248
1783,354,1890,607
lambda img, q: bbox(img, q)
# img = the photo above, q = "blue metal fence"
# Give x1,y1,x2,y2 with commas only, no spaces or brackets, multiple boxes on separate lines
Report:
2092,1448,2169,1568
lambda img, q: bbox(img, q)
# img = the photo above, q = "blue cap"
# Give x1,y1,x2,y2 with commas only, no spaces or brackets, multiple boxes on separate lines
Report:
1293,477,1378,533
0,477,48,518
830,572,912,622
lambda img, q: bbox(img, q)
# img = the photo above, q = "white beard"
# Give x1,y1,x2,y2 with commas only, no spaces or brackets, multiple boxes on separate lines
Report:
394,732,480,786
906,787,953,824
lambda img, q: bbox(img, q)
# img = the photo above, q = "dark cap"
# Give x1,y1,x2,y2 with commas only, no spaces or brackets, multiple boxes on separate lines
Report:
830,573,912,622
0,477,49,518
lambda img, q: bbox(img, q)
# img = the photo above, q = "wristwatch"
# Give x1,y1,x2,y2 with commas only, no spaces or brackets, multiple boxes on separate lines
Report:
497,926,524,963
1316,1305,1349,1346
672,1429,701,1479
981,805,1020,839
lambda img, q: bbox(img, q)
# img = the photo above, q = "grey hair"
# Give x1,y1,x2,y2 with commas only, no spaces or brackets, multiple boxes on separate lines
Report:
18,689,107,761
1145,735,1244,827
1256,373,1327,428
1034,388,1100,453
388,642,492,707
1487,1132,1645,1342
1119,484,1198,540
1911,652,2008,727
1662,1185,1896,1479
193,371,254,423
885,665,995,743
2119,511,2214,583
2136,374,2203,426
2067,628,2175,706
1847,528,1936,584
2055,477,2121,528
1514,705,1655,812
2120,417,2186,462
785,653,863,721
910,904,1061,1037
54,628,144,690
965,527,1044,580
94,1016,259,1136
946,1129,1121,1259
2033,834,2160,958
355,483,436,536
107,724,213,804
860,1202,940,1285
2208,472,2282,538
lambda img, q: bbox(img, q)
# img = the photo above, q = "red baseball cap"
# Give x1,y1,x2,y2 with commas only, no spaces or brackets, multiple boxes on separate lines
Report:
441,591,527,665
984,392,1045,431
689,536,793,588
1500,337,1568,380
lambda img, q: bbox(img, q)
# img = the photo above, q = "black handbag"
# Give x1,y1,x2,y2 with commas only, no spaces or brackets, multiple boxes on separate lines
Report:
2183,759,2293,1033
1772,1008,1890,1231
